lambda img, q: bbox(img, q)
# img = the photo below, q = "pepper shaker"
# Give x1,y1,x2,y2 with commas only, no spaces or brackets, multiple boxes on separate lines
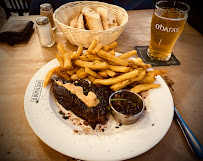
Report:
40,3,56,30
36,16,55,47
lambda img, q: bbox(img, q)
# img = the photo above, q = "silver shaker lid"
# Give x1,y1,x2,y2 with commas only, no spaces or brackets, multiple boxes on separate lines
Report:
36,16,50,25
40,3,52,11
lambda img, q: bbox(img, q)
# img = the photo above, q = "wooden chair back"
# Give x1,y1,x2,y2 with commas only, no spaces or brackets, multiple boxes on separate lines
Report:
0,0,31,18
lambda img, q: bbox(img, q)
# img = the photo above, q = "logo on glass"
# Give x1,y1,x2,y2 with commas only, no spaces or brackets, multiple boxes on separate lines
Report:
155,24,179,32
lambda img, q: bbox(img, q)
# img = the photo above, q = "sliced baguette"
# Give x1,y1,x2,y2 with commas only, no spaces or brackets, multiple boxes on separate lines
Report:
96,7,118,30
77,13,85,29
70,12,80,28
82,7,103,30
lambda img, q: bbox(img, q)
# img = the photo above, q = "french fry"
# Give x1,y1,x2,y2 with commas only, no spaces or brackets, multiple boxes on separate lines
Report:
93,55,105,61
90,44,103,55
66,67,79,76
57,43,67,58
103,41,117,51
94,60,102,63
55,67,70,80
76,67,85,75
103,69,116,77
133,57,143,63
98,50,129,67
87,39,97,51
54,53,64,68
44,66,59,87
57,43,72,69
93,69,139,85
118,50,137,59
71,74,78,80
83,51,91,56
74,59,109,70
107,60,120,66
79,55,94,61
76,68,88,79
98,71,108,78
88,75,96,82
147,70,167,75
127,60,137,68
79,55,104,61
109,50,115,56
133,59,152,68
71,46,83,59
136,72,157,84
128,60,151,69
110,69,146,91
109,65,130,73
45,39,166,94
130,83,161,93
135,70,167,84
63,53,72,70
77,72,88,79
85,67,102,79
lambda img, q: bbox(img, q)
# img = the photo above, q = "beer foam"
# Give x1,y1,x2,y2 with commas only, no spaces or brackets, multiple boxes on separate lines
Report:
154,11,188,21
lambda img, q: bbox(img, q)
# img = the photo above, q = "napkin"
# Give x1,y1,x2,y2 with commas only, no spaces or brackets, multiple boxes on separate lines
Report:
0,20,34,45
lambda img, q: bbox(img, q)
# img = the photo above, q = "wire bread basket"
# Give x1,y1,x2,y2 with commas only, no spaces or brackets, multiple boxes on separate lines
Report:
53,1,128,48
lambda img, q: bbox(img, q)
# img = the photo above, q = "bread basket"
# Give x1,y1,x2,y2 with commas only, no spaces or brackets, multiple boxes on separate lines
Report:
53,1,128,48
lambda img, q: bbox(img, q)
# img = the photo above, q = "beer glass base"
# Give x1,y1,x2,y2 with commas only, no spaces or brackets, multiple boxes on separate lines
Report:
147,48,171,61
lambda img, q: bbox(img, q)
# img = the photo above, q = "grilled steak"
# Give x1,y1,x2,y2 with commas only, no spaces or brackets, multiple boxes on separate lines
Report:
51,77,113,129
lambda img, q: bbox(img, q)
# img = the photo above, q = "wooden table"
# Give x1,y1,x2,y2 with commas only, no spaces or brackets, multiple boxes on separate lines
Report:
0,10,202,161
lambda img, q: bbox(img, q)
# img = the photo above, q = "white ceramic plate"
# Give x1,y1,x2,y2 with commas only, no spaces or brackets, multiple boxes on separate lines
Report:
24,57,174,161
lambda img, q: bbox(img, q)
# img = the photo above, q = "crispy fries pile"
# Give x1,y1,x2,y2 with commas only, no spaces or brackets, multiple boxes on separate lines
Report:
44,40,167,94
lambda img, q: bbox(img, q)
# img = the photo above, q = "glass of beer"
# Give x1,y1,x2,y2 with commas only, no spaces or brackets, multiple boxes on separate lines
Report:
147,1,190,61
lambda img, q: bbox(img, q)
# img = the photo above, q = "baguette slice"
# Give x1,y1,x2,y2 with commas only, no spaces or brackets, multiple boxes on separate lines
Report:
70,12,80,28
82,7,103,30
96,7,118,30
77,13,85,29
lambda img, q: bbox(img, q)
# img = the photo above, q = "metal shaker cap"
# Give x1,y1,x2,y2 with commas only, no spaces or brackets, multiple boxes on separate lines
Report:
40,3,52,11
36,16,50,25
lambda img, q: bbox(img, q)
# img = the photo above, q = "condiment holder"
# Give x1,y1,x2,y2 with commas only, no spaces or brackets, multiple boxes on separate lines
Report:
109,89,144,125
36,16,55,47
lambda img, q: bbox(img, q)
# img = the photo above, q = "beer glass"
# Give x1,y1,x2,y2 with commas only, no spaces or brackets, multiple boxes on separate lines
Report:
147,1,190,61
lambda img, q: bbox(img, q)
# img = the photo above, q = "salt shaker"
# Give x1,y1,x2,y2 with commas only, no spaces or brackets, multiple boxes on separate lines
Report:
36,16,55,47
40,3,56,30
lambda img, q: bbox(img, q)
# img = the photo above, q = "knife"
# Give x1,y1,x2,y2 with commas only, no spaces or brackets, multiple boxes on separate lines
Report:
174,106,203,158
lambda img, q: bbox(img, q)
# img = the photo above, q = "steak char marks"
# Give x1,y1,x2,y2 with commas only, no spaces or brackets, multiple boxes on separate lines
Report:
51,77,113,129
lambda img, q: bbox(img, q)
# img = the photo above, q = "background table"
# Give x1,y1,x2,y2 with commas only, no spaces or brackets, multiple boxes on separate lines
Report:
0,10,202,161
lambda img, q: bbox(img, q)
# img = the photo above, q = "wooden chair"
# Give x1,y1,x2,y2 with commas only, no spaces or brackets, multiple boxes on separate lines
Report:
0,0,31,19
